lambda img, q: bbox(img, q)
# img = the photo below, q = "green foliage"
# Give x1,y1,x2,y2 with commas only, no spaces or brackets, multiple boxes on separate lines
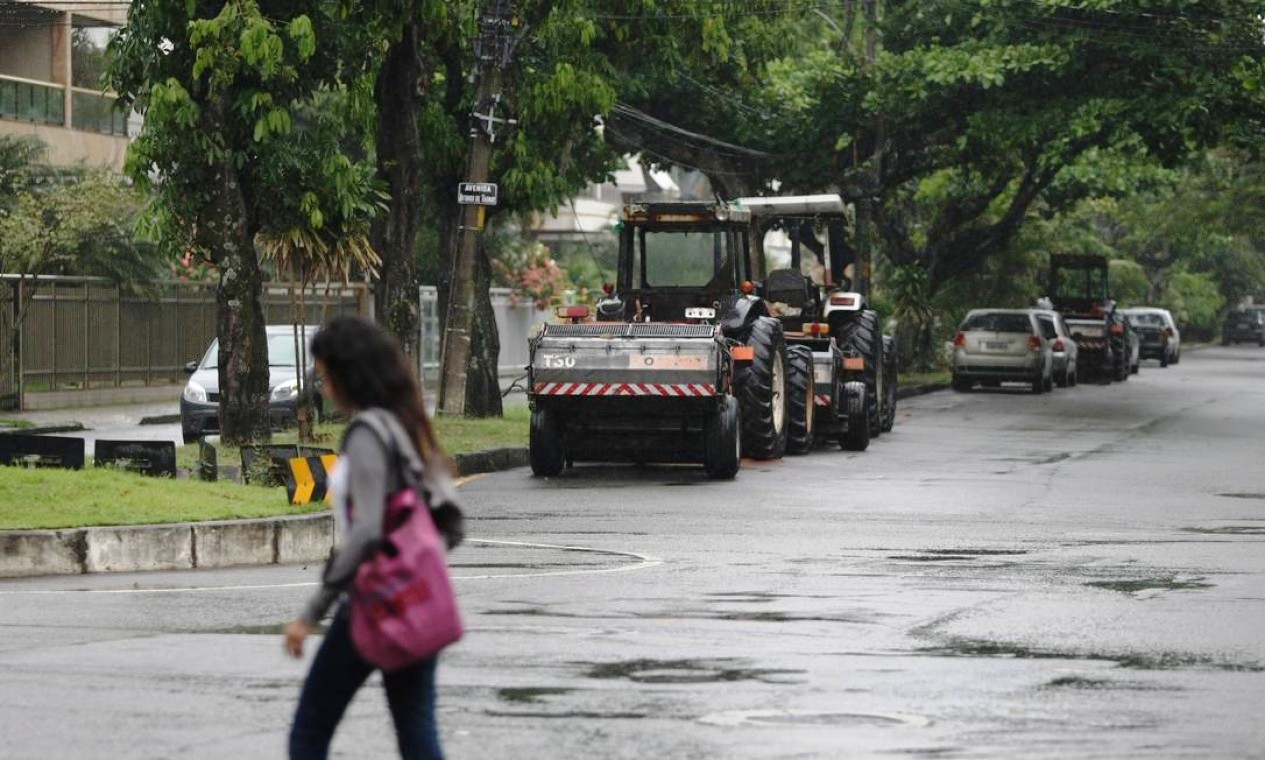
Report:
0,151,160,286
108,0,379,262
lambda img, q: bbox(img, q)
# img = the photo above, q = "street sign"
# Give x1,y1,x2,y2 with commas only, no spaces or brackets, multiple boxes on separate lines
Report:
458,182,498,206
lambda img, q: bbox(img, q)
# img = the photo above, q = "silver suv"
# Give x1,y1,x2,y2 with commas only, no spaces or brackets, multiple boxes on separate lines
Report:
951,309,1053,394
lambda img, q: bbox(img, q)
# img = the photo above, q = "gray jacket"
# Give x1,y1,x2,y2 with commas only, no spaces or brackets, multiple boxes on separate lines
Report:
300,408,422,626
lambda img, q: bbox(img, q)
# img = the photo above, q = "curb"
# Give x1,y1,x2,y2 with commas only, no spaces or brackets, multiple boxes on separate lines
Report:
0,423,86,436
0,445,531,579
452,446,528,477
139,414,182,426
0,512,334,579
896,382,949,400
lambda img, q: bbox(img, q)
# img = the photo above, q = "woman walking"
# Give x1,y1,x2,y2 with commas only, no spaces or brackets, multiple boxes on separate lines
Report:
285,316,456,760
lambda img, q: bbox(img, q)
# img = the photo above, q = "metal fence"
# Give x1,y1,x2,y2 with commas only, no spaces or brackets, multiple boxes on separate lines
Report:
418,286,551,383
0,276,369,409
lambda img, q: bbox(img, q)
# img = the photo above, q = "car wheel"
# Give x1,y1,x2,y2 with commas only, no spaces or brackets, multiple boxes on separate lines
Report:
182,429,198,445
1031,371,1044,395
951,373,971,392
1056,368,1069,388
1159,351,1169,368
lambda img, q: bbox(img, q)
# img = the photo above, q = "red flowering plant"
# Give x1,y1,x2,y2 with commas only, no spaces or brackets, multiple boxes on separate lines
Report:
491,241,570,310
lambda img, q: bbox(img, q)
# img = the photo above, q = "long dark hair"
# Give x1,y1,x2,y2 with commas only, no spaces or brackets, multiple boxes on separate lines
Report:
311,316,441,461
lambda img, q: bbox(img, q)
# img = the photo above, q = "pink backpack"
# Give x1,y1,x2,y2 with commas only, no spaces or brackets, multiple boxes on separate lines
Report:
347,412,463,671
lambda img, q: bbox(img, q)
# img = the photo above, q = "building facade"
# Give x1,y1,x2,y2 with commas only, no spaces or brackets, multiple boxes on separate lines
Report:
0,0,130,169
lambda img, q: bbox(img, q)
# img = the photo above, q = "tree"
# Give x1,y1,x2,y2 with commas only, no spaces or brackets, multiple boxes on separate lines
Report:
0,136,165,396
411,0,623,416
110,1,379,445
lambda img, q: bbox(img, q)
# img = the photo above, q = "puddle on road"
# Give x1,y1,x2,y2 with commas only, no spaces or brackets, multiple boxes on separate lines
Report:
496,687,575,704
698,709,931,729
1086,577,1213,594
1183,526,1265,535
584,658,805,685
1216,493,1265,500
1041,676,1176,692
202,622,325,635
922,639,1263,672
888,555,975,562
485,709,647,720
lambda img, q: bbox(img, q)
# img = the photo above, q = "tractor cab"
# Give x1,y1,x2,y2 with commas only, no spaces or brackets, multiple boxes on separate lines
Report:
601,201,754,325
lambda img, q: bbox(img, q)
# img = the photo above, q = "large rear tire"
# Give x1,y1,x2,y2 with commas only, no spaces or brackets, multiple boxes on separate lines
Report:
880,335,898,432
840,382,871,451
704,395,741,479
736,317,789,460
836,310,883,436
529,406,564,477
785,345,815,455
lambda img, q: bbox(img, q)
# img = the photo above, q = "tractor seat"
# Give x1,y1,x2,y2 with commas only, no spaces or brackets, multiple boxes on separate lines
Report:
764,268,812,331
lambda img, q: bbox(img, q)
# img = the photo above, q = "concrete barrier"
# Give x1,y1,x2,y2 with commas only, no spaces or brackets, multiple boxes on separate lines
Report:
193,520,277,569
277,514,335,565
0,445,529,579
0,513,336,579
0,529,85,578
86,524,194,573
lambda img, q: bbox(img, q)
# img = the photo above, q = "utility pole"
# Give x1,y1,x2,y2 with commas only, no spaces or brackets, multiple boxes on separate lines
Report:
854,0,881,298
438,0,516,416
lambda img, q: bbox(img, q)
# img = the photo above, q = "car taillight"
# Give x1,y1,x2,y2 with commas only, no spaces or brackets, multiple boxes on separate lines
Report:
1110,323,1124,335
1164,327,1174,337
1028,335,1041,351
1052,339,1064,352
954,331,965,347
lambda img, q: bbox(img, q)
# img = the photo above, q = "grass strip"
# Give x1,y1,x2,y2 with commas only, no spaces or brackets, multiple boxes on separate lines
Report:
0,468,318,530
175,405,530,471
0,418,35,430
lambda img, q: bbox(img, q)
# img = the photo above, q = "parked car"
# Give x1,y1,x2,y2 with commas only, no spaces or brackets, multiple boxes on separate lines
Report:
1034,309,1079,387
1223,308,1265,347
1123,307,1180,366
180,325,322,444
951,309,1054,394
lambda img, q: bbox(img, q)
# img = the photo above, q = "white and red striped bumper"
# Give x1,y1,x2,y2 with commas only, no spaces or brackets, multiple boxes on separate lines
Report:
814,393,832,407
533,382,717,397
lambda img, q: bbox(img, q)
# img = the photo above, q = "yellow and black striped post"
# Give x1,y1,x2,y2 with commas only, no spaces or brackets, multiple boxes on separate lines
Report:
285,454,339,505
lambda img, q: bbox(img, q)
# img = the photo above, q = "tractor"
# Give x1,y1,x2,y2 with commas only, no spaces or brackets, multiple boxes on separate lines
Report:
1046,254,1138,382
736,195,897,451
526,200,804,478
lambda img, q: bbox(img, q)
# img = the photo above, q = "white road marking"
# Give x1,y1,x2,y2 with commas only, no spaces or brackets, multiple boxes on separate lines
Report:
0,538,662,595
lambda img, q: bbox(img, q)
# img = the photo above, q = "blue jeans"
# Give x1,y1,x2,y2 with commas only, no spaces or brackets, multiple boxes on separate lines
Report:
289,606,443,760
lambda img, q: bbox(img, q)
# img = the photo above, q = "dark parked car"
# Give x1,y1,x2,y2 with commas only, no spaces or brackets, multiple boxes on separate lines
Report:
180,325,322,443
1222,309,1265,347
1123,307,1180,367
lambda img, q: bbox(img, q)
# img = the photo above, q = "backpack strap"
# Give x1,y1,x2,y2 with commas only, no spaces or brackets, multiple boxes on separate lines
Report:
347,408,423,489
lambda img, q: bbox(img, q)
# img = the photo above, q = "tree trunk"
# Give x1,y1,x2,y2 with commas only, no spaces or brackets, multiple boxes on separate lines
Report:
464,241,502,417
204,99,271,446
372,22,423,353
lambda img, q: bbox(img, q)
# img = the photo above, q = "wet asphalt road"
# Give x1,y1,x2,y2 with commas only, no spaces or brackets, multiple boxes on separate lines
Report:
2,346,1264,759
